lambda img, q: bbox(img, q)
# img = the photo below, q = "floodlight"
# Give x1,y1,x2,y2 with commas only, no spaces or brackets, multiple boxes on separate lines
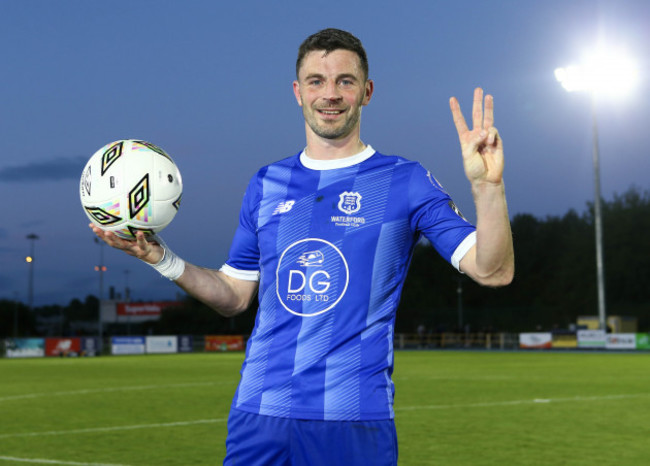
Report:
554,44,639,330
555,46,639,98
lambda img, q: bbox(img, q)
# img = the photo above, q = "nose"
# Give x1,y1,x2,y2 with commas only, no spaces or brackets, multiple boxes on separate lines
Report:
323,81,342,102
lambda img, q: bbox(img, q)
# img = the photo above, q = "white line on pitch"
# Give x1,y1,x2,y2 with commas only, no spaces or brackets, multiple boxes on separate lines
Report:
0,418,227,440
0,456,130,466
396,393,650,411
0,381,224,403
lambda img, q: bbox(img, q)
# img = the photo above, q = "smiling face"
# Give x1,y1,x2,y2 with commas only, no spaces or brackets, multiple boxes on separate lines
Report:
293,49,373,144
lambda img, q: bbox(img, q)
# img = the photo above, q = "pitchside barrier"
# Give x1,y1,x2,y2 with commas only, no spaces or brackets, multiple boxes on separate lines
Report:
520,330,650,350
3,332,650,358
396,332,520,350
1,335,243,358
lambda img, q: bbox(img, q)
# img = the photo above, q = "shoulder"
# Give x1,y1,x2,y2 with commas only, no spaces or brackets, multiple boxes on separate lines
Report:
246,151,302,189
368,151,447,191
368,150,426,174
368,149,414,166
254,152,301,176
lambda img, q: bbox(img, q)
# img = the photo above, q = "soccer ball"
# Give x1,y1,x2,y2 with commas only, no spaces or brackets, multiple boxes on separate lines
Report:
80,139,183,239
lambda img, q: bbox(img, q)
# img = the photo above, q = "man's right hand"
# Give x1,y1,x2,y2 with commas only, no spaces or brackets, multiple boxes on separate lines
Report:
89,224,164,265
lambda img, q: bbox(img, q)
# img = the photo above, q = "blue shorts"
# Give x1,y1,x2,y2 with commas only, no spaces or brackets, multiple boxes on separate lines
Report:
223,409,398,466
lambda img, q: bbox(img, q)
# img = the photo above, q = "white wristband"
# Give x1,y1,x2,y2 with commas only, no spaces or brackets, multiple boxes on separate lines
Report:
147,236,186,281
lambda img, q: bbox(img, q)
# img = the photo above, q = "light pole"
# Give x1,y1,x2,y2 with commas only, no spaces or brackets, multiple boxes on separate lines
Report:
555,46,638,331
94,238,107,300
25,233,39,310
94,238,107,349
587,93,607,333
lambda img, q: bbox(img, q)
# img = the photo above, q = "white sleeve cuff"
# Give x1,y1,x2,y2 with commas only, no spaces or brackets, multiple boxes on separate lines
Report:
219,263,260,282
451,231,477,271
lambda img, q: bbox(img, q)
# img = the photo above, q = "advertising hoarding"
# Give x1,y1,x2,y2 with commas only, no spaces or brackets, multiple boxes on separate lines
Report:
205,335,244,352
519,333,552,349
45,338,81,357
605,333,636,350
146,336,178,354
178,335,193,353
636,333,650,350
116,301,181,317
81,337,100,356
4,338,45,358
111,336,146,355
577,330,606,348
552,333,577,349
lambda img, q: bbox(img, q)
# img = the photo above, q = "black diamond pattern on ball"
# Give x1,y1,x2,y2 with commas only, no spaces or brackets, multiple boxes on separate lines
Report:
127,226,155,238
101,141,124,176
85,206,122,225
129,174,150,219
133,140,172,161
172,194,182,211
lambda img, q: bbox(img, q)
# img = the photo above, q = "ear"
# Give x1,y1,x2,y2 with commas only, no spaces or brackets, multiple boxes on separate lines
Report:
292,80,303,107
362,79,374,106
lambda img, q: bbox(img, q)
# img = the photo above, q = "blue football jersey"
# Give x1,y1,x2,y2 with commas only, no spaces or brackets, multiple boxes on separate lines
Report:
222,146,476,421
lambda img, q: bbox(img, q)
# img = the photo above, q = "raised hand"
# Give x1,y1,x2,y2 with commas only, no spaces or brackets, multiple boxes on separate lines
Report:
89,224,163,265
449,88,504,185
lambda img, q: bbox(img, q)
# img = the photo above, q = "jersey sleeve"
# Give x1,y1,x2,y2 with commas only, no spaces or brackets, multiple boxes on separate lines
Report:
221,173,262,281
408,163,476,270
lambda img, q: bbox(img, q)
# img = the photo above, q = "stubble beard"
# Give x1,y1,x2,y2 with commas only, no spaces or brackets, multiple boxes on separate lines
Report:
303,101,363,141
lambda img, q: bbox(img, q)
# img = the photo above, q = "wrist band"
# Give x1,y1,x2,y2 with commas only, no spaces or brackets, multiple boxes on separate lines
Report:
147,236,186,281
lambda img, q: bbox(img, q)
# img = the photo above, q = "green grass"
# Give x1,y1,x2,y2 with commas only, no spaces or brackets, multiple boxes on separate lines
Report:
1,351,649,465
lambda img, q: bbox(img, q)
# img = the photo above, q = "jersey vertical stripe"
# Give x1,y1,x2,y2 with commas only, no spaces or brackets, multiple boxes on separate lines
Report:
324,341,362,420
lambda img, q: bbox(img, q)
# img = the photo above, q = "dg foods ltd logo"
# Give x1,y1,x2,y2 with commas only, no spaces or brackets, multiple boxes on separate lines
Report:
276,238,349,317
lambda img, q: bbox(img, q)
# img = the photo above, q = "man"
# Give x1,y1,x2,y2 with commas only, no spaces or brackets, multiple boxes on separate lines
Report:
91,28,514,465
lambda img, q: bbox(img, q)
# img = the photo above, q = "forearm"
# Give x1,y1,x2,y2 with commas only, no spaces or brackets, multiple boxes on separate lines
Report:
469,181,514,286
90,227,257,315
173,264,258,317
449,88,513,286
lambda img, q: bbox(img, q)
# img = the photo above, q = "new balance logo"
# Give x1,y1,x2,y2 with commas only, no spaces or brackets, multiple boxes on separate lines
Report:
273,200,295,215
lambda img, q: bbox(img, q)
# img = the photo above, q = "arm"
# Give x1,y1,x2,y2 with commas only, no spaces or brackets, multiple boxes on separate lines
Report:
90,225,258,316
175,263,258,317
449,88,514,287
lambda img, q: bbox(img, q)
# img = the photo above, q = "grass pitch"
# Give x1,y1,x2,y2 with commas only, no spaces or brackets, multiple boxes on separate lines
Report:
1,351,649,465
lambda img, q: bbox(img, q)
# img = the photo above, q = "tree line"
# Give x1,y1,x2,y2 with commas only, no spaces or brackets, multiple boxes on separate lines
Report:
2,187,648,338
398,186,650,334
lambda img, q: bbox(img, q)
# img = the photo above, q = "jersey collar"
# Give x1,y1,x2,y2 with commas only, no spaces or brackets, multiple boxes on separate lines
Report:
299,145,376,170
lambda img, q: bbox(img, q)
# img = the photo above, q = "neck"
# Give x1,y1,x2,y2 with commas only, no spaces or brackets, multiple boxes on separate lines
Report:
303,126,366,160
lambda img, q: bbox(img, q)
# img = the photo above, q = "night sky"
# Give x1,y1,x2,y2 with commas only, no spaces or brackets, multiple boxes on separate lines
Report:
1,0,648,306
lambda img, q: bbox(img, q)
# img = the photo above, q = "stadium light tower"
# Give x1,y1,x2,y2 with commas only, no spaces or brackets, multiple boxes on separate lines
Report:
25,233,39,309
555,45,639,331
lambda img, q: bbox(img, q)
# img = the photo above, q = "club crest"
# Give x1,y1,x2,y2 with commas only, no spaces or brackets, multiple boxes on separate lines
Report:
338,191,362,215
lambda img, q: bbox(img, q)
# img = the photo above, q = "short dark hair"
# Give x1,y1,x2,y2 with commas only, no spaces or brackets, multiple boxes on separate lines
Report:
296,28,369,80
